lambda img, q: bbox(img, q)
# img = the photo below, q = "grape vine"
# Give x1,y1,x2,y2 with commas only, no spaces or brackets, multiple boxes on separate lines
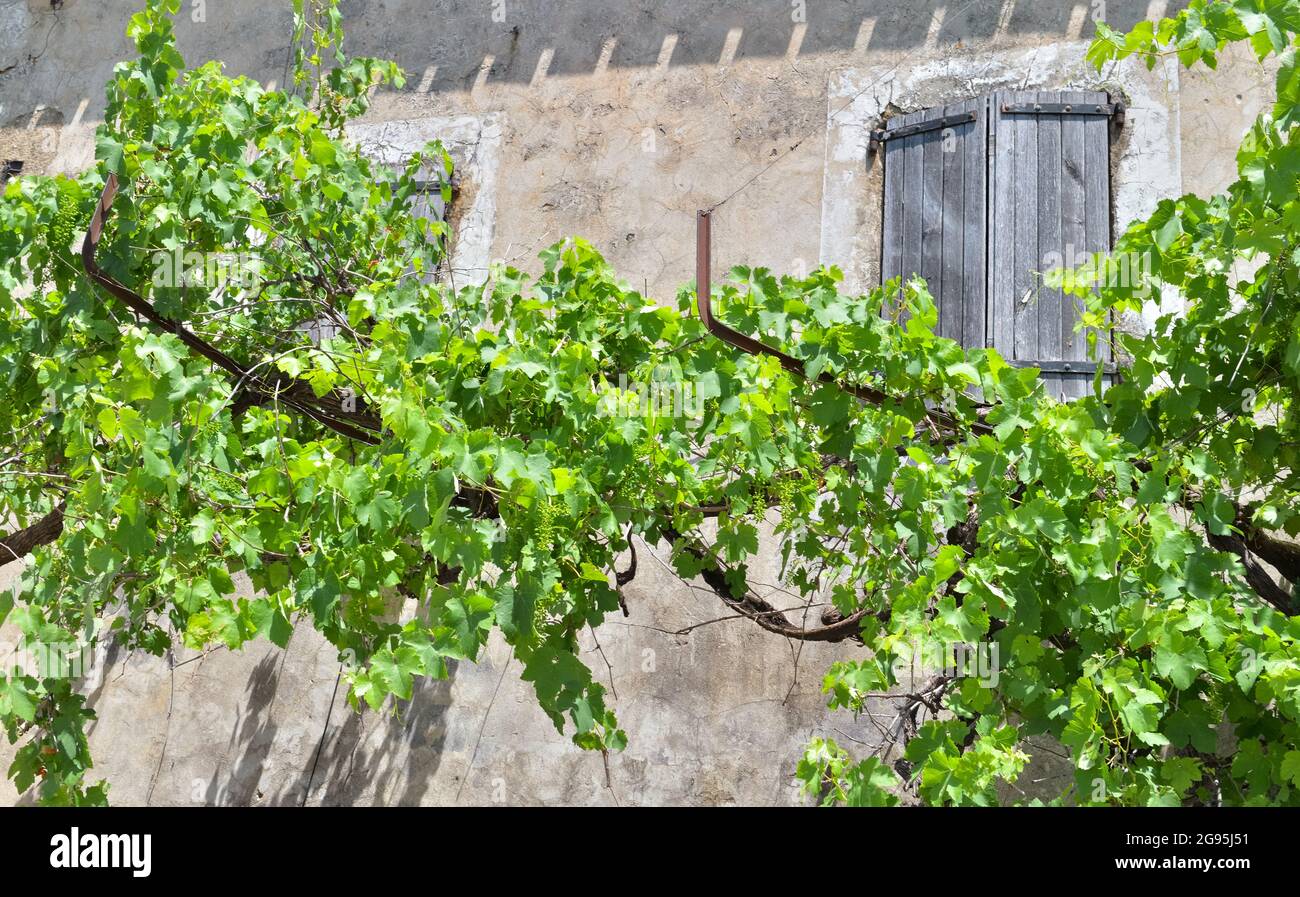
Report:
2,0,1300,807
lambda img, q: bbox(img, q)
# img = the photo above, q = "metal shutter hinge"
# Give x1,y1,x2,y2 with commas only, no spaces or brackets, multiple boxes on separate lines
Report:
1009,360,1117,374
1000,101,1116,115
869,110,978,154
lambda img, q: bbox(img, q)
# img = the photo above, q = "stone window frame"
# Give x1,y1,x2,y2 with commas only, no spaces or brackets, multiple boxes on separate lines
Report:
819,41,1182,334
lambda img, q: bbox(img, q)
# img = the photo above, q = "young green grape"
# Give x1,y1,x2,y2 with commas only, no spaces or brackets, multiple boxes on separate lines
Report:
42,177,82,284
772,475,798,520
534,498,561,551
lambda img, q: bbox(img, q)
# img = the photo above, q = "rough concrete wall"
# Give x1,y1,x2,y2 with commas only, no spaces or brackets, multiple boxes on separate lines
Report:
1179,40,1281,196
0,0,1274,806
2,536,865,805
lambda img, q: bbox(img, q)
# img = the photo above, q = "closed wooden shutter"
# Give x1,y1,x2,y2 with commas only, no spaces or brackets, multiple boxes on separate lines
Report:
410,157,452,284
880,90,1118,400
411,181,448,227
988,89,1114,400
881,99,986,348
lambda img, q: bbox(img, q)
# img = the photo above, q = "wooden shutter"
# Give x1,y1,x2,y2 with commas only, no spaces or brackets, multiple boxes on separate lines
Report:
880,99,986,347
988,89,1114,400
410,157,452,284
411,181,448,226
880,90,1118,400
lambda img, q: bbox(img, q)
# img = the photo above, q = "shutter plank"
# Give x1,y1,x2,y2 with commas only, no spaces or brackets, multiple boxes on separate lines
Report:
940,100,967,342
1074,90,1113,398
1059,90,1091,400
1084,92,1112,361
990,90,1016,357
1011,90,1040,368
963,97,987,350
921,112,946,318
1060,89,1089,368
900,111,926,295
881,114,907,288
1037,90,1064,400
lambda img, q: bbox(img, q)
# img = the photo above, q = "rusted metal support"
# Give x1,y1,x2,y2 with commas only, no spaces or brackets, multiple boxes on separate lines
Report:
694,209,987,435
697,208,885,396
696,208,711,331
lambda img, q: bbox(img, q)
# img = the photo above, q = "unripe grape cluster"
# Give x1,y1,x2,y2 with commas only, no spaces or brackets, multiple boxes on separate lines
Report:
535,498,561,550
44,178,82,283
771,475,799,519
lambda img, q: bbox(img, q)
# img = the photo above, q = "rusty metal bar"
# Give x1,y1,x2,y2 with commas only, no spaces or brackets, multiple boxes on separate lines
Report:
696,207,711,332
1010,359,1118,375
697,209,889,398
695,210,987,435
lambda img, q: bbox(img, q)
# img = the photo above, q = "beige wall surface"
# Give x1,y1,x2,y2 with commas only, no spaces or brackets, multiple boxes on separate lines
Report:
0,0,1273,805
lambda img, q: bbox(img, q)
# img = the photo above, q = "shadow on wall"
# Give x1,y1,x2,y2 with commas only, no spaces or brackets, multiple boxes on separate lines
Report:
334,0,1189,92
272,664,459,807
3,1,1188,128
206,655,459,807
211,652,293,805
46,637,459,807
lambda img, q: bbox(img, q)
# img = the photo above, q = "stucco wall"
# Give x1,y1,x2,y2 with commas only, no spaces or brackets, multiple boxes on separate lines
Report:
0,0,1275,805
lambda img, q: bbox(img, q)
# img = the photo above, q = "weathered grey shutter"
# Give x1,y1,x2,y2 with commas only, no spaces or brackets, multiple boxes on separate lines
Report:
988,89,1115,400
297,162,452,346
880,90,1118,400
880,99,986,347
411,180,448,226
409,157,452,284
